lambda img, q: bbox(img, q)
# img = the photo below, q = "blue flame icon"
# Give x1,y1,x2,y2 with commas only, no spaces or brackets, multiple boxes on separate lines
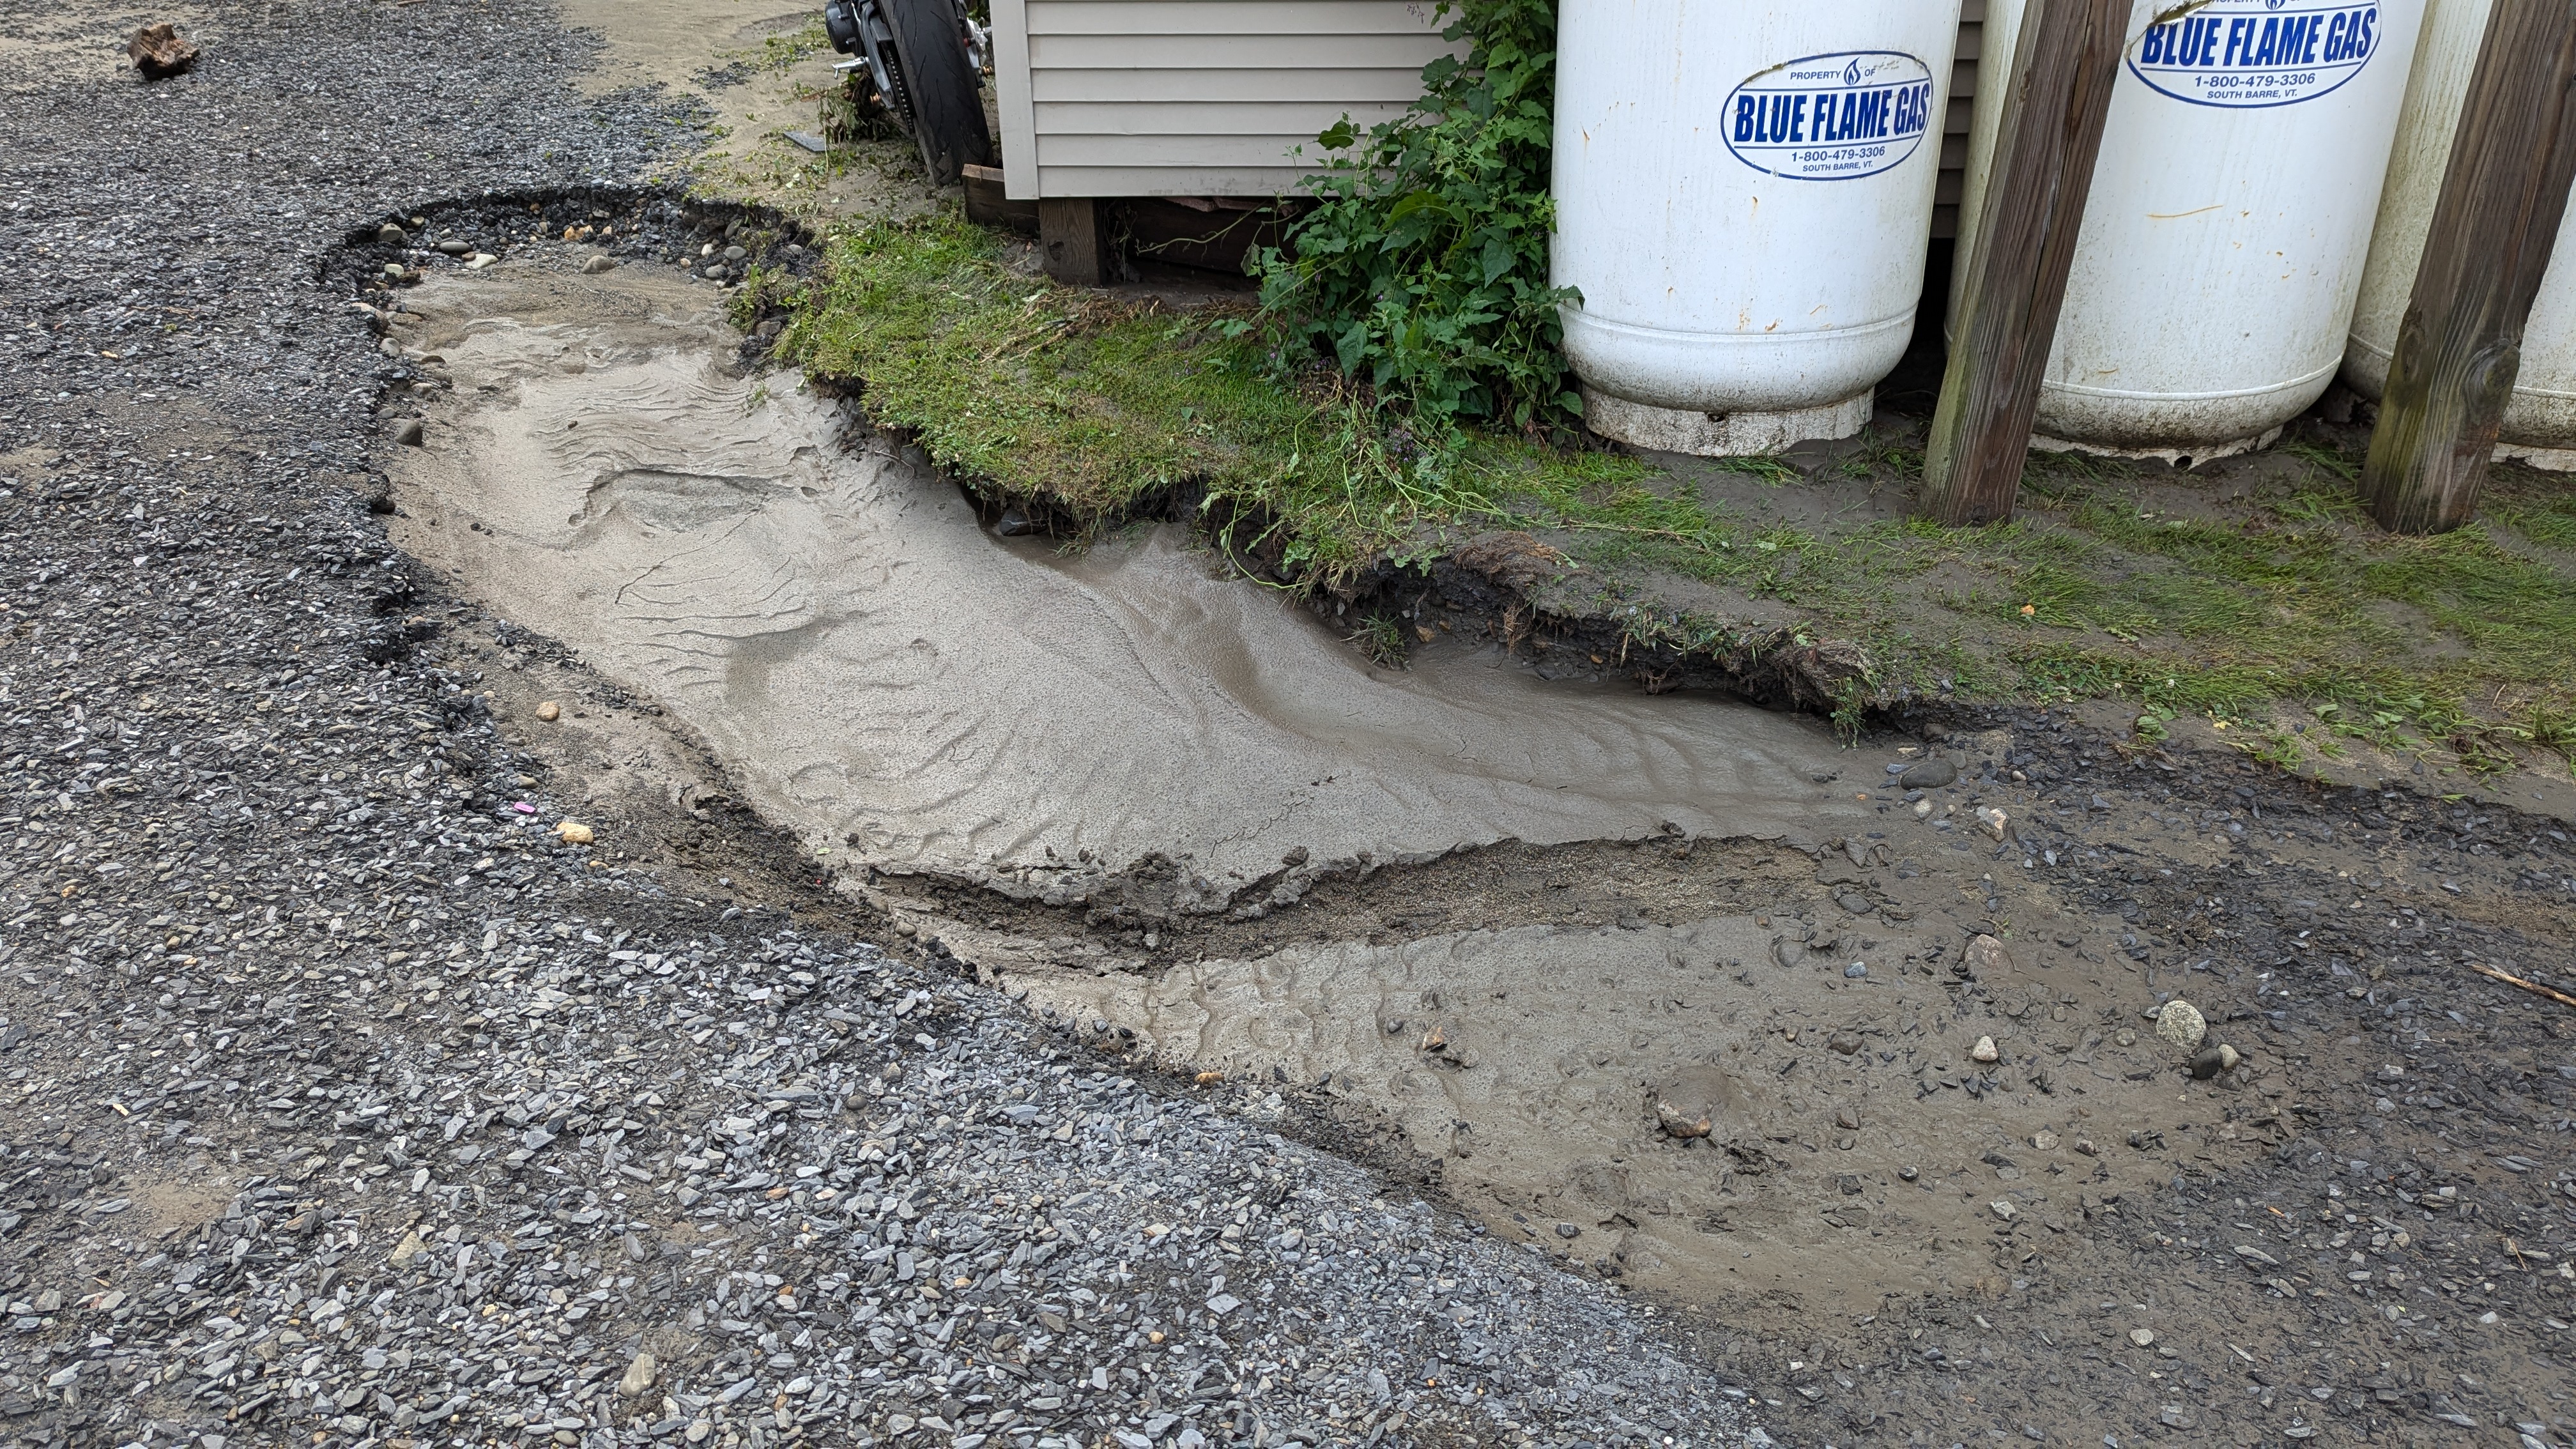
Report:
1843,59,1862,86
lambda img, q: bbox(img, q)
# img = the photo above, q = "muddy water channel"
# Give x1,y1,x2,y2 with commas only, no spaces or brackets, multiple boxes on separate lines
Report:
390,268,1867,896
386,264,2241,1312
385,265,2576,1441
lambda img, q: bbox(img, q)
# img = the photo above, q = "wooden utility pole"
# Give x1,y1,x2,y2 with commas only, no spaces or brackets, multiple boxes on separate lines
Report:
2362,3,2576,535
1919,0,2129,527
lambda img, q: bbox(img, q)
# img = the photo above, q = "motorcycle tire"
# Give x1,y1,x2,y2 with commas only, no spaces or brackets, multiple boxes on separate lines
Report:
878,0,995,186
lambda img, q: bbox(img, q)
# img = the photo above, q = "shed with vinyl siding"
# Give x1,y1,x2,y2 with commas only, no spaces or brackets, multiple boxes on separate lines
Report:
988,0,1985,236
989,0,1457,200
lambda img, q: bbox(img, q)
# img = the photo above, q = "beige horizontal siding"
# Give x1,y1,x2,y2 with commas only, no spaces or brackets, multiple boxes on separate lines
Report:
1029,66,1429,103
1035,164,1324,196
1029,0,1445,33
1038,132,1350,167
1937,2,1985,240
1024,31,1450,71
999,0,1453,197
1034,99,1414,135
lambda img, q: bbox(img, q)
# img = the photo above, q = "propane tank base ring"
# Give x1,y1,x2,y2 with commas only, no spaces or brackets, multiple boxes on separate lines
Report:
2027,427,2280,470
1579,387,1869,459
2494,443,2576,474
2346,339,2576,466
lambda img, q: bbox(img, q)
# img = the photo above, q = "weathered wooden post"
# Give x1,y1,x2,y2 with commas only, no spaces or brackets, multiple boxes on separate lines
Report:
1038,198,1112,286
1918,0,2129,528
2361,2,2576,535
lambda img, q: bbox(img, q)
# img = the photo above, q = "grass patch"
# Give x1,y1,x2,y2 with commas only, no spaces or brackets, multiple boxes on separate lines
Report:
754,17,830,72
1469,443,2576,754
772,211,1707,583
768,210,2576,760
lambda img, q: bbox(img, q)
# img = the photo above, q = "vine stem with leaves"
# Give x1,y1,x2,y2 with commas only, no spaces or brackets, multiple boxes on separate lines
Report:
1248,0,1574,434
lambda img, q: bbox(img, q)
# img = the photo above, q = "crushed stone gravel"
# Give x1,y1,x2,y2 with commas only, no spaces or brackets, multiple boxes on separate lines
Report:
0,1,1769,1446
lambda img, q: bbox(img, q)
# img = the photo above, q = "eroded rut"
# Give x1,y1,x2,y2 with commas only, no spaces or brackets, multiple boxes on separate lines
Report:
387,266,1865,900
383,257,2576,1445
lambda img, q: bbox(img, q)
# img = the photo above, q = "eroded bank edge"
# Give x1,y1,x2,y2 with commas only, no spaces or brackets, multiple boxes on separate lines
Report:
326,187,2576,963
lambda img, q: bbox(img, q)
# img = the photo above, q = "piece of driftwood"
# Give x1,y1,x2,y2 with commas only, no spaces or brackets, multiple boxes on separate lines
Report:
127,22,200,80
2467,961,2576,1011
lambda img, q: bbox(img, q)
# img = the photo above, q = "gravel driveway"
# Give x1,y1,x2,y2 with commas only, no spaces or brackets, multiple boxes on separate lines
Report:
0,3,1763,1446
6,3,2576,1449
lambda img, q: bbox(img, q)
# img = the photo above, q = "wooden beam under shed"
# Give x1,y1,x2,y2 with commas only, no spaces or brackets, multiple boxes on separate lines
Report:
1038,197,1110,286
962,165,1039,235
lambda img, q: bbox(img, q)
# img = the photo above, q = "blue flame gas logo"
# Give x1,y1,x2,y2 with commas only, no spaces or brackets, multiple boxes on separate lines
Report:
1724,50,1937,181
2130,1,2382,108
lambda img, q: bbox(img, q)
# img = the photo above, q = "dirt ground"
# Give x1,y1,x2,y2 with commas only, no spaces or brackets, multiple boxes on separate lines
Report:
4,0,2571,1443
558,0,953,223
395,252,2576,1445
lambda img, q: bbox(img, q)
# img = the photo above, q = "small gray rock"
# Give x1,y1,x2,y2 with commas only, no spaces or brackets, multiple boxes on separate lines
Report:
1899,758,1958,789
1650,1064,1736,1140
2156,999,2208,1052
392,418,424,447
376,222,407,245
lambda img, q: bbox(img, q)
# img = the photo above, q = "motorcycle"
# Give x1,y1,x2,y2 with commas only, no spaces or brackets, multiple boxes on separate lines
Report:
822,0,997,187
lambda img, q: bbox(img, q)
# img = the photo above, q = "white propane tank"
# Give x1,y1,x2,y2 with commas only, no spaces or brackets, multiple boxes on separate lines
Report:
1952,0,2423,459
2346,0,2576,468
1554,1,1963,456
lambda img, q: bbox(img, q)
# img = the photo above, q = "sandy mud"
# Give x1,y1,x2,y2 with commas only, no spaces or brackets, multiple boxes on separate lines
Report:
369,256,2576,1446
387,266,1865,901
1018,907,2202,1314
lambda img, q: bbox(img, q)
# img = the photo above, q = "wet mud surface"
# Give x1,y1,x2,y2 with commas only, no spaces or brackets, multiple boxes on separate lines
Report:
385,268,1867,898
376,258,2576,1444
0,3,1787,1446
1,0,2568,1436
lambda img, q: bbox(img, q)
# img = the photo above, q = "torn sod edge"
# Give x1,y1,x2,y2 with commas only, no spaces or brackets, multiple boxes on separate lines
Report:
774,353,1896,732
318,190,2414,932
339,188,2576,781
